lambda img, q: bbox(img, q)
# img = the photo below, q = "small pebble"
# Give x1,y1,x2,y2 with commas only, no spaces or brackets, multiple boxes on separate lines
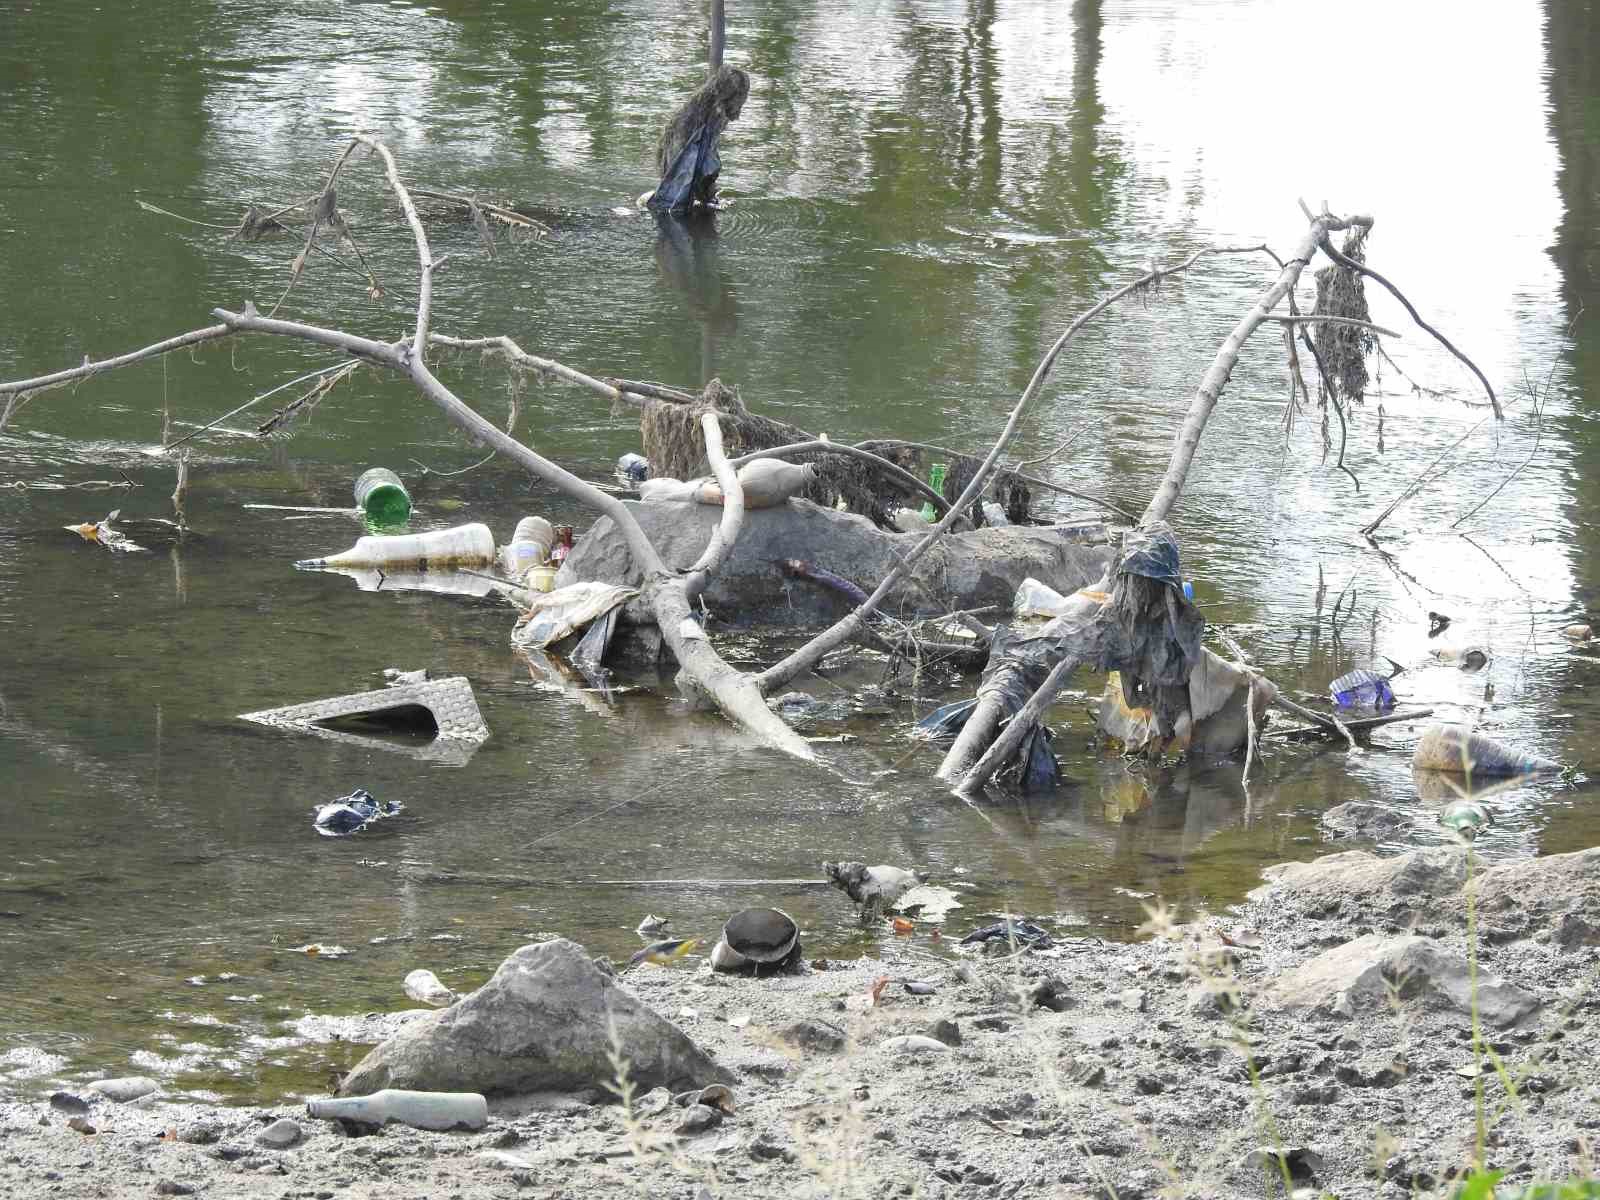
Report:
674,1103,722,1135
255,1117,302,1149
154,1183,196,1196
49,1092,89,1115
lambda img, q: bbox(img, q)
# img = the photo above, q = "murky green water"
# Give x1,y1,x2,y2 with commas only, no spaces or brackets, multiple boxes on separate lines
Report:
2,0,1596,1101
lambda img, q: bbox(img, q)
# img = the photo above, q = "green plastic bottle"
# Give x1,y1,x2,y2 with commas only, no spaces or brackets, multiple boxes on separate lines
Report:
354,467,411,527
920,462,947,522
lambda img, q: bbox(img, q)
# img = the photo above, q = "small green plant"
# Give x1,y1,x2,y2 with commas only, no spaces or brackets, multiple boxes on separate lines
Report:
1453,1170,1600,1199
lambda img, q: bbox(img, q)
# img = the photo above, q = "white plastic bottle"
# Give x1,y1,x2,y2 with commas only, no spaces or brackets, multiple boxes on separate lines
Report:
295,523,497,571
305,1088,488,1131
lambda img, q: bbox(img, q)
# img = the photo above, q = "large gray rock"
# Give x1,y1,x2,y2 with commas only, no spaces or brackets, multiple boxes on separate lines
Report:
1271,933,1539,1027
1471,847,1600,948
1252,847,1468,921
558,499,1112,628
340,939,732,1098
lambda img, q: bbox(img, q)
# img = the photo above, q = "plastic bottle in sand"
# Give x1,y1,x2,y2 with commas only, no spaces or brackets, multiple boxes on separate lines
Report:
305,1089,487,1131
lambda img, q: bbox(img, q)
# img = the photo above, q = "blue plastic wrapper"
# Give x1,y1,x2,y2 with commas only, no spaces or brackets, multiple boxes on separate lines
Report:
914,698,979,740
1119,525,1182,584
1329,668,1396,710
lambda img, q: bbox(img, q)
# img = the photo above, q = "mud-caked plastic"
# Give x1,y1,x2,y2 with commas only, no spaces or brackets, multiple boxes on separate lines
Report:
298,523,496,571
503,516,554,576
354,468,412,526
305,1088,487,1131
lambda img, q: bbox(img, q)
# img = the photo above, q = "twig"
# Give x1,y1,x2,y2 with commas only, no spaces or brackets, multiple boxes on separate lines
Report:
0,324,233,401
1314,227,1501,420
1143,211,1372,525
1265,314,1400,337
166,361,356,450
760,242,1269,697
1451,387,1545,528
603,378,699,404
407,451,496,478
1265,707,1432,741
1270,693,1356,751
858,438,1137,520
1360,408,1497,537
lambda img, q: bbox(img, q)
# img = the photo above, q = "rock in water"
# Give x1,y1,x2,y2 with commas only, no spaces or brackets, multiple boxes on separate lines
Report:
1412,723,1559,778
340,938,731,1097
88,1076,159,1103
403,969,459,1008
822,861,926,907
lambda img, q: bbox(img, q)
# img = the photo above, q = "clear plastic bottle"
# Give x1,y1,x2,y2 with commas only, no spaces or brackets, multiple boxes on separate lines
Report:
354,468,411,527
296,523,496,571
305,1088,487,1131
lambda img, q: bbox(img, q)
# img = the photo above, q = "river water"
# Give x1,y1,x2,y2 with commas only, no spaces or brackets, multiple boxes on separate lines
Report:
1,0,1596,1100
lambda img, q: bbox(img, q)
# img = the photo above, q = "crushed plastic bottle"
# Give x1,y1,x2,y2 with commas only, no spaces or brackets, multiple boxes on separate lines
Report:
617,453,650,483
1329,668,1396,710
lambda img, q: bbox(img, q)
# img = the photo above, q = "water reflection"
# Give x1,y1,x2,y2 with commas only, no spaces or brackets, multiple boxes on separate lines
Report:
1,0,1598,1100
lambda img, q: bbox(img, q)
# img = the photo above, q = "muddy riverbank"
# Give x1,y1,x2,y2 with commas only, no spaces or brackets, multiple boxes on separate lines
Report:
4,842,1594,1200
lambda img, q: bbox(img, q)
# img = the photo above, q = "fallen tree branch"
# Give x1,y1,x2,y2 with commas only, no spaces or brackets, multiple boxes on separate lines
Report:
1306,202,1501,420
951,210,1377,794
1143,211,1372,526
758,243,1267,698
0,324,233,403
685,412,744,601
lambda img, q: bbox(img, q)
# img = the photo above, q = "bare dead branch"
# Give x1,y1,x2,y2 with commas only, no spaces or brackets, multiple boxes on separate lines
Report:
1314,226,1501,420
685,412,744,601
1142,211,1373,527
0,324,233,401
758,243,1267,697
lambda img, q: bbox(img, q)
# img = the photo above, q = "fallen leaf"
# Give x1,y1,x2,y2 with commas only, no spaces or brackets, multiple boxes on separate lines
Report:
869,976,890,1007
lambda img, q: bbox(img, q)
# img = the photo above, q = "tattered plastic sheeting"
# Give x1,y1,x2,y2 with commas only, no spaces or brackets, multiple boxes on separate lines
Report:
511,583,639,650
913,695,1060,791
649,123,725,213
1096,649,1277,757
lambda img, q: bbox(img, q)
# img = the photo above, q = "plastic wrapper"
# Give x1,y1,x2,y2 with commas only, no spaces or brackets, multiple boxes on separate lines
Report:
511,582,639,649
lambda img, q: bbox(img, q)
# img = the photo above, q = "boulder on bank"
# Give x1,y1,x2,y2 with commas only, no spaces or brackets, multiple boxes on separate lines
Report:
1472,847,1600,948
558,499,1112,628
340,939,732,1098
1253,847,1467,922
1270,933,1539,1027
1257,845,1600,948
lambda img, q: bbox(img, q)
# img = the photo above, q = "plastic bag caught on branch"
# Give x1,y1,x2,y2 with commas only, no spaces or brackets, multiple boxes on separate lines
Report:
965,524,1206,777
